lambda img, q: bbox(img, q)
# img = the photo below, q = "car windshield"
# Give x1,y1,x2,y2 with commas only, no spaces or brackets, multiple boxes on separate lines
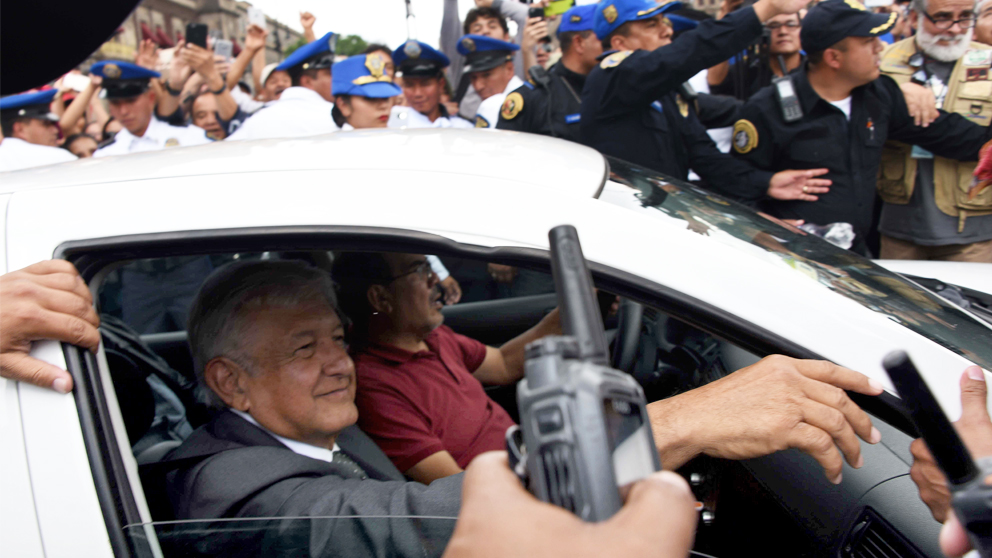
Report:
598,156,992,370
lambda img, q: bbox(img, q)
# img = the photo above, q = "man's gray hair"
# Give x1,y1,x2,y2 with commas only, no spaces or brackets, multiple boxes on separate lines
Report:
911,0,979,13
186,259,340,407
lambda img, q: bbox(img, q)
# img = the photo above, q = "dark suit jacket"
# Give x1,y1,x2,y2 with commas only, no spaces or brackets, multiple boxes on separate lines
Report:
162,410,462,558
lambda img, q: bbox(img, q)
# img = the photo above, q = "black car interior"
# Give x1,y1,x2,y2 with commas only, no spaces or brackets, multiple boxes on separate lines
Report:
59,229,946,558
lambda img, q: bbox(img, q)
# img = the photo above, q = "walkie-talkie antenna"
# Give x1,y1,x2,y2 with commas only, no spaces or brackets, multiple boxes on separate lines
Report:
405,0,418,41
548,225,609,366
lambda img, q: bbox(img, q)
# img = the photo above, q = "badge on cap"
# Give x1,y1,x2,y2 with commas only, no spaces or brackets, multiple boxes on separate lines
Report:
676,94,689,117
600,50,632,69
475,114,490,128
501,92,524,120
461,37,476,53
570,14,582,22
104,63,122,79
732,120,758,155
366,53,386,78
404,40,422,59
603,4,618,24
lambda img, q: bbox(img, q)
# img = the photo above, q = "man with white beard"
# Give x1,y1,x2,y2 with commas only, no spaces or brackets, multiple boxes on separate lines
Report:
877,0,992,262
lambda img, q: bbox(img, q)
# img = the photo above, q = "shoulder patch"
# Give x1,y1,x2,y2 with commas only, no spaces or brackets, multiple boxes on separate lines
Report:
523,81,535,90
501,92,524,121
963,49,992,67
732,120,758,155
475,115,490,128
164,138,180,147
600,50,632,70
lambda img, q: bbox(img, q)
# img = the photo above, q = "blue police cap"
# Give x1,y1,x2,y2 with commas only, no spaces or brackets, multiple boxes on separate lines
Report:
90,61,161,99
393,40,450,77
331,53,402,98
800,0,897,52
457,34,520,74
276,32,338,75
0,89,59,122
558,4,597,35
593,0,684,40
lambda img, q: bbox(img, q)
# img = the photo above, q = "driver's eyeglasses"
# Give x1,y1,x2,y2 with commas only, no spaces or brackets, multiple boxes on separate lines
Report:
922,10,977,30
764,20,800,30
386,259,434,283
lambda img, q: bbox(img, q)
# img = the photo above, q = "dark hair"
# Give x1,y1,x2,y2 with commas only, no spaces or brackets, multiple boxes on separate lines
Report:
331,95,351,127
101,117,118,142
559,30,594,55
600,22,634,51
464,7,510,36
237,81,252,95
362,43,392,57
0,116,29,138
290,67,322,87
62,133,96,153
806,40,846,67
186,259,340,407
331,252,394,337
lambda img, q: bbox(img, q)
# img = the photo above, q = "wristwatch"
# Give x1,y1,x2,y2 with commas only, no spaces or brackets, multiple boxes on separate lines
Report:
210,83,226,95
163,81,183,97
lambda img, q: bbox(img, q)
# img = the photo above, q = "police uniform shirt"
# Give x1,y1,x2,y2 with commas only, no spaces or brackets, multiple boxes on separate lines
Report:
474,75,524,129
0,137,77,172
226,86,339,141
93,117,210,158
710,53,807,102
496,62,587,142
388,105,474,129
731,66,992,250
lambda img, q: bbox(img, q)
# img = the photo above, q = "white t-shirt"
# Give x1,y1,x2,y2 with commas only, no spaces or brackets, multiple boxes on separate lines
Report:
0,137,77,172
93,117,211,158
388,106,474,129
473,75,525,129
226,86,339,141
829,96,852,121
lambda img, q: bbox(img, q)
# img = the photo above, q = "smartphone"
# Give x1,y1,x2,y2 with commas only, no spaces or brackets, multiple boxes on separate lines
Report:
528,6,545,19
186,22,208,48
214,39,233,61
247,7,266,30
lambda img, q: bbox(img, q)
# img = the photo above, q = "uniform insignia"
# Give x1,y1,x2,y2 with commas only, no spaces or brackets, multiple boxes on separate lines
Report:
603,4,618,23
164,138,180,147
104,63,121,79
475,115,490,128
461,37,476,53
964,49,992,67
328,34,338,52
365,53,386,78
501,92,524,120
571,14,582,22
967,68,990,81
843,0,868,11
600,50,632,69
676,94,689,117
732,120,758,155
403,40,422,59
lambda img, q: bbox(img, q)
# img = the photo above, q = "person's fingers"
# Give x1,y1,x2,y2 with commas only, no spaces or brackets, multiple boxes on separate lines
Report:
802,168,830,178
11,268,93,307
461,451,531,504
12,308,102,352
959,366,989,422
788,422,846,483
939,513,973,557
0,353,73,393
803,179,832,188
793,359,885,396
605,471,697,555
801,374,879,446
26,286,100,330
909,438,951,522
801,398,865,468
17,259,79,277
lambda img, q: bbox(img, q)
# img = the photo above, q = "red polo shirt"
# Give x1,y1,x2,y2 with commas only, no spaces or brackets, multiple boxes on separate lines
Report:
353,325,516,473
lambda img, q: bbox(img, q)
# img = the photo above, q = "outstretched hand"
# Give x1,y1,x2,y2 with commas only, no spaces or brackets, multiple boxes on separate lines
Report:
769,168,831,201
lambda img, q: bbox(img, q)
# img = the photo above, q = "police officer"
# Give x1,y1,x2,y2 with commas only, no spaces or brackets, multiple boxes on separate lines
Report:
731,0,992,255
457,34,523,128
331,53,403,130
389,40,473,128
0,90,78,171
227,32,340,141
580,0,828,205
91,61,210,158
877,0,992,262
496,4,601,140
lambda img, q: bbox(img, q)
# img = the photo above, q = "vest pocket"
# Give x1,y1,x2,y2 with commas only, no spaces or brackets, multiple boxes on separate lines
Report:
877,144,913,204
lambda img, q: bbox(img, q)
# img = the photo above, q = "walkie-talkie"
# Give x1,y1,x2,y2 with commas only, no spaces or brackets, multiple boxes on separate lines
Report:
882,351,992,557
773,55,802,123
506,225,660,522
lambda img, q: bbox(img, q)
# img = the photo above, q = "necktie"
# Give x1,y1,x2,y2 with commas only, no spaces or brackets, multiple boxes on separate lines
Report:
332,451,369,480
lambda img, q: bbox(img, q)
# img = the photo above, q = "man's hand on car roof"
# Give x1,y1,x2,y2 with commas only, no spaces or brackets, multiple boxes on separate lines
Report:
0,260,100,393
646,355,885,484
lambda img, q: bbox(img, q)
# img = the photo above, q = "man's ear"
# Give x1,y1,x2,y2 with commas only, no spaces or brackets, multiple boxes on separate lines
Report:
610,33,627,52
204,357,251,411
10,120,26,139
824,47,844,70
367,284,393,314
907,10,919,29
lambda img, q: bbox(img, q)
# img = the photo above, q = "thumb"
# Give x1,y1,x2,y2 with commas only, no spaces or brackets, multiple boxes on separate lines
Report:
959,366,989,422
605,471,697,553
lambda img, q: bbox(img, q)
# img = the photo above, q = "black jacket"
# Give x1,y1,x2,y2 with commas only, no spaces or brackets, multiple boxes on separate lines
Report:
496,62,586,142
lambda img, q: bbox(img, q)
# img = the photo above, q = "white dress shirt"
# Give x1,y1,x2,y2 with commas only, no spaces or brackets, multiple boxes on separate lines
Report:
473,75,525,129
93,117,211,158
230,409,340,463
226,86,339,141
0,138,77,172
388,106,474,129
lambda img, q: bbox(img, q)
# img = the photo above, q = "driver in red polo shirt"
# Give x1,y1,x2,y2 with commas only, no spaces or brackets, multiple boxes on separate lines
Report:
333,252,560,484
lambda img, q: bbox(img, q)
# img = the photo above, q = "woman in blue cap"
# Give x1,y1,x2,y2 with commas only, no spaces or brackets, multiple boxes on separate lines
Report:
331,53,402,130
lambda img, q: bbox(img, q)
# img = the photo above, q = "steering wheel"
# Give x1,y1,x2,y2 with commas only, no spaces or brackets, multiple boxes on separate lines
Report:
610,298,643,373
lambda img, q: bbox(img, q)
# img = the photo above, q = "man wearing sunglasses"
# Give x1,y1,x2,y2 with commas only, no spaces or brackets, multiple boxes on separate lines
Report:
877,0,992,263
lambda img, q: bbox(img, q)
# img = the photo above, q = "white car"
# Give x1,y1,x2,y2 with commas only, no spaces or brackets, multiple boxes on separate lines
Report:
2,129,990,558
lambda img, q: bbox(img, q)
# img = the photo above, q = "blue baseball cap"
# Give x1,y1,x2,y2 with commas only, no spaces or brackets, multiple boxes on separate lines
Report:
457,34,520,74
593,0,684,39
90,61,161,99
276,32,337,75
393,40,450,77
558,4,597,35
800,0,897,52
0,89,59,122
331,53,402,98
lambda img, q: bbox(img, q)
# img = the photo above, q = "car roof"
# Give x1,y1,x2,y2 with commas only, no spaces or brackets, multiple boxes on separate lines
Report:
0,129,608,196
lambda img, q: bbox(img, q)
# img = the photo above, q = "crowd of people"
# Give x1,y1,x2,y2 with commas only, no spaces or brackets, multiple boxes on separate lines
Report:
1,0,992,556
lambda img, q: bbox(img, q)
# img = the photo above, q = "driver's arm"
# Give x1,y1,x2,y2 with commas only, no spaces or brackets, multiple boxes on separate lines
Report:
406,450,464,485
472,308,560,385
